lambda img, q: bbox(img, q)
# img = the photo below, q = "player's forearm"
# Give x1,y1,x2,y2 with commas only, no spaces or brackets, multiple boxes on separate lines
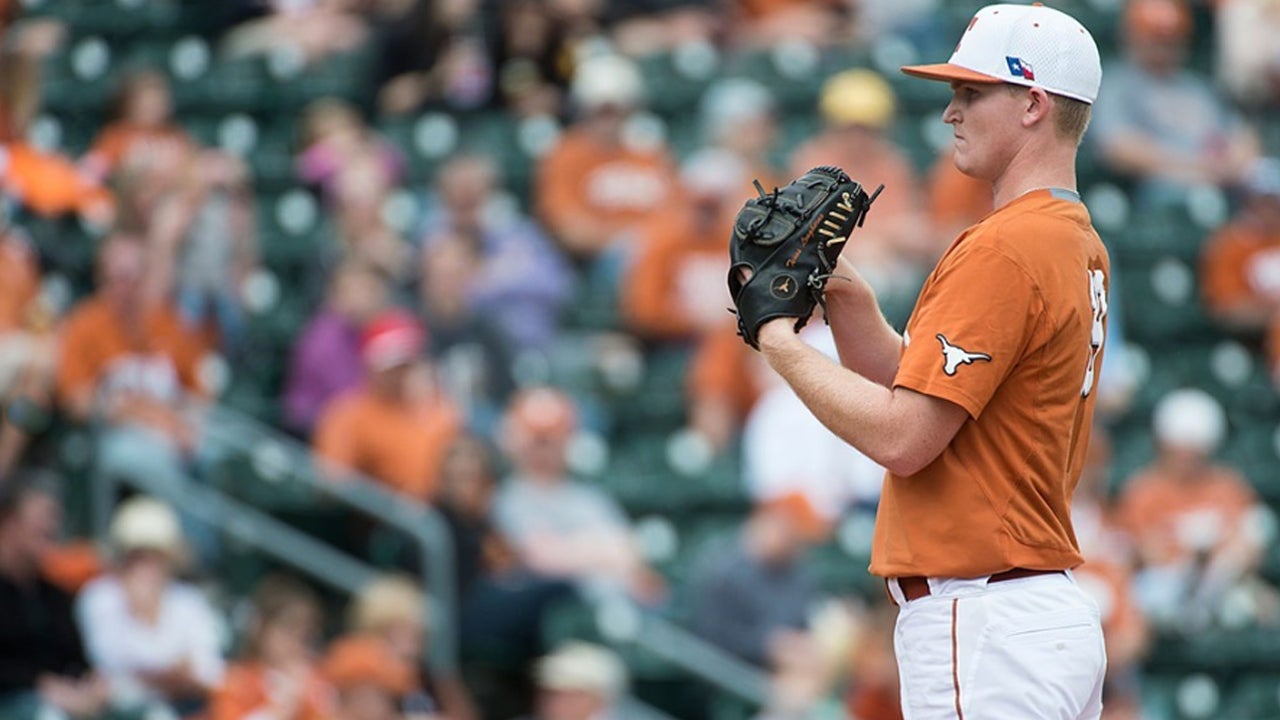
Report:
824,257,902,387
757,322,919,475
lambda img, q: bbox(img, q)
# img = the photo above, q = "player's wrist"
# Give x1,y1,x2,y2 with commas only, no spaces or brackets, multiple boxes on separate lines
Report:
757,317,801,352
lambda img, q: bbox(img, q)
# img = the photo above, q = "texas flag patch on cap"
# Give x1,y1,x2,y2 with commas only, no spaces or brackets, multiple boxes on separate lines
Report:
1005,56,1035,80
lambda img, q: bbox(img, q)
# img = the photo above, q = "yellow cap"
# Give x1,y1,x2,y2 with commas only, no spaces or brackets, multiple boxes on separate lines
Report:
819,69,896,129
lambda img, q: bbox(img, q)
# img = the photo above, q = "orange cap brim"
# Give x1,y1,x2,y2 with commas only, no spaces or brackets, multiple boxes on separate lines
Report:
900,63,1003,85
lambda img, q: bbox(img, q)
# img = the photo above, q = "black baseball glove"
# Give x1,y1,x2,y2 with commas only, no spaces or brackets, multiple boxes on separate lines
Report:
727,166,881,350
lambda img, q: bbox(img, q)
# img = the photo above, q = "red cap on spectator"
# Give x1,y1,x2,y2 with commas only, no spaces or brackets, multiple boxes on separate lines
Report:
360,310,425,371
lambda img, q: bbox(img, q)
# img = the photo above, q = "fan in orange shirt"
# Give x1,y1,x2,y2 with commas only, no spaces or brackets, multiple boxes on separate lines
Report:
534,54,676,261
926,147,992,243
1202,158,1280,332
622,149,746,342
0,51,112,224
211,575,332,720
313,310,462,502
56,234,207,442
685,322,773,453
1118,389,1277,632
321,634,423,720
81,70,193,184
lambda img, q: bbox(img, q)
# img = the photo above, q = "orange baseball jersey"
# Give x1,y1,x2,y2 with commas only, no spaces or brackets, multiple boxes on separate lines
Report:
870,188,1110,579
313,387,462,502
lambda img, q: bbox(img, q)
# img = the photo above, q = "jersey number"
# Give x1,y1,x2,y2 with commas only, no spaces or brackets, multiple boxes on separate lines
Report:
1082,269,1108,398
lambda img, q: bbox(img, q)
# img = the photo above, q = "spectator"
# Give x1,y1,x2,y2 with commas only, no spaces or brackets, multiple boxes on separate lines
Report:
1071,428,1148,720
345,575,465,719
534,53,677,262
284,261,391,437
757,601,861,720
76,497,225,714
487,0,578,117
321,634,421,720
522,642,628,720
0,479,108,718
1202,158,1280,333
1118,389,1278,632
842,597,902,720
1092,0,1260,208
687,493,822,667
436,434,501,598
0,51,113,224
297,99,404,206
420,153,572,353
685,322,773,453
1215,0,1280,109
742,324,887,520
621,149,744,342
0,225,56,479
221,0,370,66
493,387,661,602
210,575,330,720
728,0,851,48
790,69,933,295
416,234,515,435
610,2,719,58
82,69,193,184
698,78,783,194
325,145,414,285
373,0,493,116
314,309,463,502
926,147,991,244
460,526,574,720
56,234,209,505
149,147,259,353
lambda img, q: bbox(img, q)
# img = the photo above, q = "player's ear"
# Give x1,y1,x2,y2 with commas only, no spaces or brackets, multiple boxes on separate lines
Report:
1022,87,1052,130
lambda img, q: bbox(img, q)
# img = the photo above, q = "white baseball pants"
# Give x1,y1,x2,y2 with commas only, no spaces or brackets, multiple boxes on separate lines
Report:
888,571,1107,720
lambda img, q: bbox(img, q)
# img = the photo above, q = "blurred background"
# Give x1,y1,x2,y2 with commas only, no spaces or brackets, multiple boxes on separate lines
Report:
0,0,1278,718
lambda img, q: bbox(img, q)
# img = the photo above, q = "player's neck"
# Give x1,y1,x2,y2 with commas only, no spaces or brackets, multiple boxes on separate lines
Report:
991,144,1078,210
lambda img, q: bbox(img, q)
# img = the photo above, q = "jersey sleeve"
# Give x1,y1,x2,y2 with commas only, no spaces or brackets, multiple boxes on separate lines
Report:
893,244,1043,418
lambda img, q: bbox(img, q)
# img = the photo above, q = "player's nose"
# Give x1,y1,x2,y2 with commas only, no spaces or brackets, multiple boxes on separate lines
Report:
942,101,960,125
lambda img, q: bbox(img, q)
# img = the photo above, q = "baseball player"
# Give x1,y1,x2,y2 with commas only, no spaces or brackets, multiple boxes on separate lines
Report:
730,3,1110,718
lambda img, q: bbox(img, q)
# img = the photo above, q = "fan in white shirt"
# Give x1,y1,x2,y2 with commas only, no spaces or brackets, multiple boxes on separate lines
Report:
75,497,225,712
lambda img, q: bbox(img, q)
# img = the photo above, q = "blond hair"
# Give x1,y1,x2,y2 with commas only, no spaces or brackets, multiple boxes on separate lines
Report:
1005,85,1092,145
349,574,426,633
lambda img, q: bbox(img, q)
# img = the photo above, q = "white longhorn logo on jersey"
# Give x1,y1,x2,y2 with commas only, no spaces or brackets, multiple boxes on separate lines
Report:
936,334,992,376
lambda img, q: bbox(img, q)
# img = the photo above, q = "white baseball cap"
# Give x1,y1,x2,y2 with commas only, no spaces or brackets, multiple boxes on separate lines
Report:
572,54,645,111
1153,388,1226,454
901,3,1102,104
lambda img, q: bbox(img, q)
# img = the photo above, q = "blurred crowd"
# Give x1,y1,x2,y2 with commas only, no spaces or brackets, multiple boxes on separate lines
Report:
0,0,1279,719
